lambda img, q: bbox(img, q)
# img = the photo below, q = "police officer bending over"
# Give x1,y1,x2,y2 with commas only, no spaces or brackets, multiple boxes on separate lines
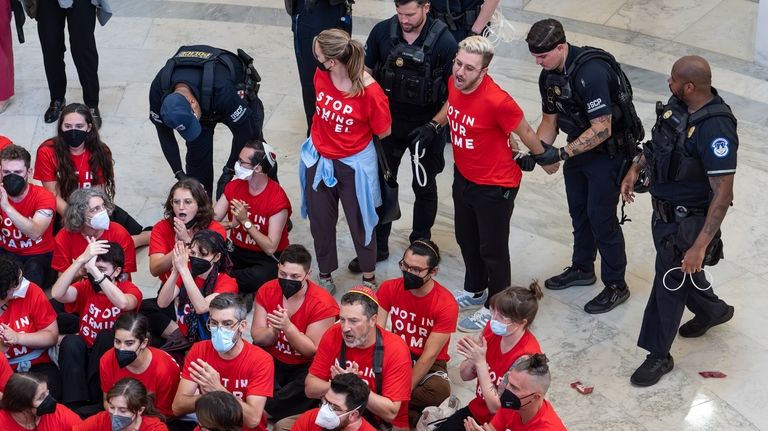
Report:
526,19,645,314
149,45,266,198
428,0,500,42
355,0,457,271
621,55,736,387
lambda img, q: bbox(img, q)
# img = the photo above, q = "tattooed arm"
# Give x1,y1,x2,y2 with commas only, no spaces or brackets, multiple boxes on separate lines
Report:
562,114,612,157
680,174,734,273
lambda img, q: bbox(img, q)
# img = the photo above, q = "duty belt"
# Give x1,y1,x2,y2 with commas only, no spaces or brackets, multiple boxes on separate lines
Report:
651,197,707,223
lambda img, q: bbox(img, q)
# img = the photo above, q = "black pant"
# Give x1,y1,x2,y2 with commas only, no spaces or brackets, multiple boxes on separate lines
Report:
375,118,446,254
58,331,114,407
111,205,145,236
51,298,80,335
637,212,730,357
265,359,318,421
0,250,53,289
562,151,627,284
36,0,99,106
231,246,280,294
435,406,474,431
452,167,517,307
30,362,63,402
140,297,177,344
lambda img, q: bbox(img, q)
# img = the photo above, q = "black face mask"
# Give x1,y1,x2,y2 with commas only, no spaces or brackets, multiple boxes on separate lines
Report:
36,394,57,416
500,389,534,410
184,218,197,230
2,173,27,197
189,256,212,277
316,58,331,72
402,271,426,290
115,348,139,368
278,277,304,298
62,129,88,148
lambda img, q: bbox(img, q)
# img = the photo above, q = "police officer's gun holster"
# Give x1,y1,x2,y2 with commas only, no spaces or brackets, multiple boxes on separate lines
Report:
675,215,724,267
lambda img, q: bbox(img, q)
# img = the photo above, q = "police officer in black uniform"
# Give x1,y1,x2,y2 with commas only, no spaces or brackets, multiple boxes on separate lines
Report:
288,0,351,133
621,55,736,387
428,0,499,42
351,0,457,272
149,45,265,198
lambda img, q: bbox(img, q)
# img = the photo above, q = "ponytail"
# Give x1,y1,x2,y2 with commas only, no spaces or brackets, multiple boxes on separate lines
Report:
316,29,368,97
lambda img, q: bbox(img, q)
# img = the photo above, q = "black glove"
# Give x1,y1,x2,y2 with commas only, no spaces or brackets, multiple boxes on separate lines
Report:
408,120,440,148
531,142,561,166
174,170,188,181
514,153,535,172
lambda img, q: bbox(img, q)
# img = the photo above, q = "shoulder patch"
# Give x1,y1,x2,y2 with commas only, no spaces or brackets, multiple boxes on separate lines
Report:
711,137,729,158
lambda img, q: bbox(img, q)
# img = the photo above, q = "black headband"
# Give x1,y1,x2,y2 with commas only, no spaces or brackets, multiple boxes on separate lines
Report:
528,36,566,54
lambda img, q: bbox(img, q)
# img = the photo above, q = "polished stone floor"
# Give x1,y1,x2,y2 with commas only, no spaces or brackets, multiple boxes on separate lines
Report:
2,0,767,429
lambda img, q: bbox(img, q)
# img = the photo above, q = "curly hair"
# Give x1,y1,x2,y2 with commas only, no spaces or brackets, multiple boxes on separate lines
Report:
0,256,22,300
163,178,214,231
53,103,116,200
62,188,115,232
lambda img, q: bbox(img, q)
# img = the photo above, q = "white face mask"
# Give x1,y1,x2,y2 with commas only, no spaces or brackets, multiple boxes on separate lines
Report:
89,209,110,230
233,161,254,180
314,402,357,430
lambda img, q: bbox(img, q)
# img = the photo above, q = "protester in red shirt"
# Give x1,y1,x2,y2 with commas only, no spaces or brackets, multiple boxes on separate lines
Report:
52,239,141,415
0,257,61,400
214,140,290,297
75,377,169,431
0,353,13,395
51,187,137,275
173,294,274,431
436,283,544,430
299,29,392,294
376,240,458,427
156,230,238,351
291,374,377,431
0,135,11,150
100,313,180,419
465,354,566,431
251,244,339,425
33,103,149,247
0,145,56,288
194,391,244,431
0,372,82,431
306,287,411,431
409,36,557,332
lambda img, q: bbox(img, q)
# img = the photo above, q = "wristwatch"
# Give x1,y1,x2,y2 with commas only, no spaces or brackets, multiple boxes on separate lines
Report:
243,221,253,230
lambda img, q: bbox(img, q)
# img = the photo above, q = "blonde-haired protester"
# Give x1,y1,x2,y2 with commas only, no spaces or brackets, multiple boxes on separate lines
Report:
298,28,392,294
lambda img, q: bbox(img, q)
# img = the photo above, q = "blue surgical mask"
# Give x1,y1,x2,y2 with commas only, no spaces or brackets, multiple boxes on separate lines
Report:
111,412,134,431
490,319,510,336
211,325,239,353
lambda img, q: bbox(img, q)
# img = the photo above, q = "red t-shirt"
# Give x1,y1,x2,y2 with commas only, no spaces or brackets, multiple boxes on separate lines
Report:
377,278,458,362
0,280,57,370
467,328,542,423
490,399,566,431
181,341,275,431
0,354,13,392
0,184,56,256
0,136,12,150
446,75,525,187
100,347,181,418
310,70,391,159
0,403,82,430
52,222,137,273
291,408,378,431
68,279,143,347
255,279,339,365
224,179,291,253
175,273,239,336
74,411,168,431
149,218,227,282
309,324,411,428
34,139,102,189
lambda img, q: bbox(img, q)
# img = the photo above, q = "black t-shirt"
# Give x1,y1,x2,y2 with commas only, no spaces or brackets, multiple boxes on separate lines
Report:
537,44,619,140
365,16,458,121
294,0,346,28
650,93,738,207
428,0,483,15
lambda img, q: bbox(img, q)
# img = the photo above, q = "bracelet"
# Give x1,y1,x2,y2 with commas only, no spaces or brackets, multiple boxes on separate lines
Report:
96,273,108,285
428,120,441,132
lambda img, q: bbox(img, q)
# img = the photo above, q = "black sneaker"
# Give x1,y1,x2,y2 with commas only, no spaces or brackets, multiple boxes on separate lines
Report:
44,99,65,123
545,266,596,290
347,251,389,274
679,305,734,338
631,354,674,387
89,107,102,129
584,283,629,314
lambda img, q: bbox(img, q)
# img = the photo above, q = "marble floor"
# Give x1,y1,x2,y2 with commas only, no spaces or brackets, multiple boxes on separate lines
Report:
2,0,768,429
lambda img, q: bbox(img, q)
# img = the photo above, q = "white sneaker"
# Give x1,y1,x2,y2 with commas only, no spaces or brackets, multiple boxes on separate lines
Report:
458,307,491,333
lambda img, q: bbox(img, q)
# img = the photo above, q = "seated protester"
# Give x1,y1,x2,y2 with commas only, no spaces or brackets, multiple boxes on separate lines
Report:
51,188,137,277
437,284,544,431
0,372,82,430
0,257,62,400
376,240,458,427
0,354,13,396
194,391,244,431
0,145,57,288
306,287,412,431
101,313,181,419
33,103,150,247
213,140,290,296
464,354,565,431
291,373,376,431
75,377,168,431
251,244,339,423
51,239,142,415
172,294,274,431
155,230,238,351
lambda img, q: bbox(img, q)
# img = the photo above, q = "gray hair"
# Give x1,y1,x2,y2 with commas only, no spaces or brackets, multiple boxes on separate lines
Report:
209,293,247,321
63,188,115,232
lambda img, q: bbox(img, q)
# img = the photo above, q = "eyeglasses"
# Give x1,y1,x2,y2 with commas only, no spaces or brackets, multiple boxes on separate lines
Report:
172,198,195,206
398,259,431,275
321,398,347,414
87,204,106,215
206,319,242,331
